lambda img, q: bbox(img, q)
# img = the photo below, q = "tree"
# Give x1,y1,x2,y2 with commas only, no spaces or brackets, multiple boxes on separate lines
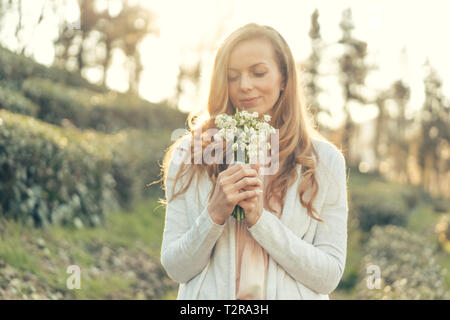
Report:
172,9,232,110
417,61,450,195
372,88,390,163
54,0,158,93
301,9,331,133
337,8,376,165
384,80,414,184
0,0,48,55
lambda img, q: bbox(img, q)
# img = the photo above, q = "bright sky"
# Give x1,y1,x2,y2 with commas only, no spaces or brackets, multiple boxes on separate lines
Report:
2,0,450,129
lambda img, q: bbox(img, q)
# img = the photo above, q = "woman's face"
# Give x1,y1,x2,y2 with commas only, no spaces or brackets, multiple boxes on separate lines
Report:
227,38,284,117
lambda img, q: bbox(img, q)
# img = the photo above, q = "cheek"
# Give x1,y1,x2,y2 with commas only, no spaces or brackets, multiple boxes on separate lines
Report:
259,79,280,97
228,84,238,102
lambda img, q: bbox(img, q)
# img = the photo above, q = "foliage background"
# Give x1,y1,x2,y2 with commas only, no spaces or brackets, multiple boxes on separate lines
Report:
0,1,448,299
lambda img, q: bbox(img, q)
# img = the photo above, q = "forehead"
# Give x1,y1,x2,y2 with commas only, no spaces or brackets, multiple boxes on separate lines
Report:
228,38,277,70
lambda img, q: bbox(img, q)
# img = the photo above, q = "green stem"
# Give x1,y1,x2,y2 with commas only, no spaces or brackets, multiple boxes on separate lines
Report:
233,145,247,221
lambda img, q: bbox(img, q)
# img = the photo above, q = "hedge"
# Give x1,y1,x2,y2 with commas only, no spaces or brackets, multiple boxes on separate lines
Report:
356,225,448,299
108,128,173,209
21,77,187,134
0,109,174,228
0,109,120,227
86,91,187,134
0,86,39,117
0,46,105,93
351,182,414,232
21,77,90,128
435,213,450,254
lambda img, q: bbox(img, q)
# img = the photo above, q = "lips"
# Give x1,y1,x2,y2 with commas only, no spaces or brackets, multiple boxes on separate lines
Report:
241,97,260,103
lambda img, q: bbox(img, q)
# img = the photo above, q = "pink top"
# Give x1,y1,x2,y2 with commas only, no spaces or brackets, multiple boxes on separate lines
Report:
235,175,282,300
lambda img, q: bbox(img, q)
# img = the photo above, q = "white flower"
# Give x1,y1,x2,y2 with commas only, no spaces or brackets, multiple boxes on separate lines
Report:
250,133,259,144
225,129,235,142
249,150,258,161
214,109,275,165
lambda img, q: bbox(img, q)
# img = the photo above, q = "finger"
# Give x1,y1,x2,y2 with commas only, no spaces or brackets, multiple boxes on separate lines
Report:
238,194,258,205
227,166,257,184
239,184,257,192
241,186,263,197
235,189,262,203
250,162,260,173
223,163,245,177
234,177,262,192
238,184,263,203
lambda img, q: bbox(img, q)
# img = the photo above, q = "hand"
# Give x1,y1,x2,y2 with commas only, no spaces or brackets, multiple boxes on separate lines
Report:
237,163,264,227
207,163,261,225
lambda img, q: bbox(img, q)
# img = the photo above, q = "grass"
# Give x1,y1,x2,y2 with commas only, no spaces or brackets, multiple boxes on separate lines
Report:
47,193,166,257
0,226,41,274
1,170,448,300
406,202,450,288
437,253,450,289
72,274,137,299
407,203,440,236
333,170,449,299
0,219,53,282
0,192,170,299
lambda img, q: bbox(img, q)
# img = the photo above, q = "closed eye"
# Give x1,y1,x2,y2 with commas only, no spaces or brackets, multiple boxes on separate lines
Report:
228,72,266,81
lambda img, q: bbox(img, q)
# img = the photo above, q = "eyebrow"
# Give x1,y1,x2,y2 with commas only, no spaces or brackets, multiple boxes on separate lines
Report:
228,62,267,71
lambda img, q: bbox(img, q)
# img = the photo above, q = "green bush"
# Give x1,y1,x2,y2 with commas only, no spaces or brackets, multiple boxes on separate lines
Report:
0,46,105,93
21,77,90,127
435,213,450,254
0,109,119,228
432,195,450,214
388,182,429,210
85,91,187,134
0,109,173,227
351,182,410,232
0,46,187,227
21,78,187,134
107,129,173,209
335,216,364,293
0,86,39,117
356,225,448,299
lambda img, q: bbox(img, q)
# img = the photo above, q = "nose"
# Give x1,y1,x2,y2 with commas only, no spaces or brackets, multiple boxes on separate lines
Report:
239,74,253,92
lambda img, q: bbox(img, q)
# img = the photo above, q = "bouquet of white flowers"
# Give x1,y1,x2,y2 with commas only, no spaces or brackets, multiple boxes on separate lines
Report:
214,110,276,221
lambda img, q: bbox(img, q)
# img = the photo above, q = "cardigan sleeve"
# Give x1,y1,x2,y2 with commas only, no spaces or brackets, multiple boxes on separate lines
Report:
248,151,348,295
160,139,226,284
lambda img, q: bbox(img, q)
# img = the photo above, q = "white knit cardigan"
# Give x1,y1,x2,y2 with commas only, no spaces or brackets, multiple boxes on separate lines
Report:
161,136,348,299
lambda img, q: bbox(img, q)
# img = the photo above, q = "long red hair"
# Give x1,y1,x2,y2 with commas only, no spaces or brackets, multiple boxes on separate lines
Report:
153,23,334,222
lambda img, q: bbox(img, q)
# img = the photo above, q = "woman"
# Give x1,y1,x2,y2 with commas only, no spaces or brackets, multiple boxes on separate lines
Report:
159,23,348,299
